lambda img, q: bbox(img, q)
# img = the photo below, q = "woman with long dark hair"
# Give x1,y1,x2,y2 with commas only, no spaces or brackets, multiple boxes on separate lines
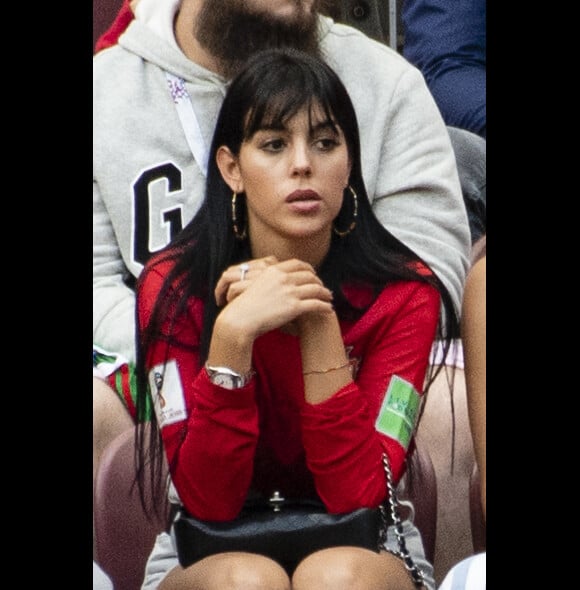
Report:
135,47,459,590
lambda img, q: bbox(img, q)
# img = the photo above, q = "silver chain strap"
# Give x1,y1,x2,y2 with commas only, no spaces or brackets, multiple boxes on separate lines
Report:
378,452,426,588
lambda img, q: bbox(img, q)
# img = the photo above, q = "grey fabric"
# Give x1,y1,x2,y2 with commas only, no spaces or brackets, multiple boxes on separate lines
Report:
438,552,486,590
93,561,114,590
446,127,486,244
141,532,176,590
384,519,436,590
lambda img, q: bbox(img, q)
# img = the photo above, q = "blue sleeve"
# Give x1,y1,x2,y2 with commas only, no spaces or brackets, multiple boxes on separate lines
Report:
402,0,486,138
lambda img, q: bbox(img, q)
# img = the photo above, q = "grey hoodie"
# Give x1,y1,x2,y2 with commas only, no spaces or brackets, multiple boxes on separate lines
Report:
93,0,470,362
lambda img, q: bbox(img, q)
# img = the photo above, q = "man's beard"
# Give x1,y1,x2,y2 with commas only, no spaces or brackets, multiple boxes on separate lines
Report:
195,0,320,78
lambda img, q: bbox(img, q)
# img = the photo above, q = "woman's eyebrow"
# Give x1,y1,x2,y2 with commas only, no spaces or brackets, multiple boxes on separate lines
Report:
310,119,339,133
256,123,286,131
252,117,338,134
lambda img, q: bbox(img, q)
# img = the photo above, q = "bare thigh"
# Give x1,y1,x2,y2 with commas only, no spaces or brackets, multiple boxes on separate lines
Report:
158,552,291,590
292,547,418,590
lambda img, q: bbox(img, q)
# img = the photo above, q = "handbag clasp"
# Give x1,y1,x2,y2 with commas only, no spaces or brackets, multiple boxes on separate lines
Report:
268,490,285,512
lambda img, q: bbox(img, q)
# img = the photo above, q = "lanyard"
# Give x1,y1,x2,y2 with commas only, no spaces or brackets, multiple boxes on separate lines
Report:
165,72,208,177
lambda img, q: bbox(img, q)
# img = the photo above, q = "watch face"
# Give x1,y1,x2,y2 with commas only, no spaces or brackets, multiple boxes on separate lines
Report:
211,372,240,390
206,365,251,389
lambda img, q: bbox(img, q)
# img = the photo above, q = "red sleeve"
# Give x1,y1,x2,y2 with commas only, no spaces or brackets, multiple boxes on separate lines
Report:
94,0,135,54
138,262,259,520
300,282,440,513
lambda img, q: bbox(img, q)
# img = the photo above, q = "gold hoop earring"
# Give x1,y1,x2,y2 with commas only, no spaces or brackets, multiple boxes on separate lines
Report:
232,192,247,240
333,185,358,237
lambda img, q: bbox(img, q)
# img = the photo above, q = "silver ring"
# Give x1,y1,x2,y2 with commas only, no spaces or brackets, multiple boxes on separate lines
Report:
239,263,249,281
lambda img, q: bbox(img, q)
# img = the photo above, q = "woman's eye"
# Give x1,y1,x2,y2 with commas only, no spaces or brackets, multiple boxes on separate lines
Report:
261,139,285,152
315,137,339,150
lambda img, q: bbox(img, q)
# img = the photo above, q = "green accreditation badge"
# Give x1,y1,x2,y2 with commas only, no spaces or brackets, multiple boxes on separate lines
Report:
375,375,421,450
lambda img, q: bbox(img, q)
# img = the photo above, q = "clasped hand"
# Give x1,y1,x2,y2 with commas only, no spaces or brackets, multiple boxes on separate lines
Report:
214,256,334,338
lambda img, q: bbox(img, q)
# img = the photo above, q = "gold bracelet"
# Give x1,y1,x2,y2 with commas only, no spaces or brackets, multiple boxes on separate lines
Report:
302,360,351,376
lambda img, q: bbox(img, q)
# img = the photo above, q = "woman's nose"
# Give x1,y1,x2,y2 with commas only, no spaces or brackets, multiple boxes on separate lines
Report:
290,143,312,176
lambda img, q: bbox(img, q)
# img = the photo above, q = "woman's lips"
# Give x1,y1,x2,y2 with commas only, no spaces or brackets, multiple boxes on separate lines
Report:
285,189,322,213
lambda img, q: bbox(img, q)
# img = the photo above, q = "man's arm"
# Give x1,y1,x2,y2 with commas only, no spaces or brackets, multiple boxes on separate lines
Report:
368,65,471,321
402,0,486,137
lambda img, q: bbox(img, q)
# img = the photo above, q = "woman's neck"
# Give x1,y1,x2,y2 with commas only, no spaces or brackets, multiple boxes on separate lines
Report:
250,232,331,270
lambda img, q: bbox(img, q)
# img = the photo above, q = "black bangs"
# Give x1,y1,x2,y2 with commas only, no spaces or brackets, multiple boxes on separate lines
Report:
242,64,339,139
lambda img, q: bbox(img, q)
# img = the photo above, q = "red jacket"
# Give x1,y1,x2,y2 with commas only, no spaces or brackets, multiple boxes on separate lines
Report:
138,263,440,520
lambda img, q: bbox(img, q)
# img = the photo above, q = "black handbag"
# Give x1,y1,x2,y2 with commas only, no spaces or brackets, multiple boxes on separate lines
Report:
174,494,384,574
173,453,425,585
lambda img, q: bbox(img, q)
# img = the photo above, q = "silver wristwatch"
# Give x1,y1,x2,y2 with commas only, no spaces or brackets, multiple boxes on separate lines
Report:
205,364,254,390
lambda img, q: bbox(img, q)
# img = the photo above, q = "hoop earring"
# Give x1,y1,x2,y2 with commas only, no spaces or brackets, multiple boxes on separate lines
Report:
231,192,247,240
333,185,358,237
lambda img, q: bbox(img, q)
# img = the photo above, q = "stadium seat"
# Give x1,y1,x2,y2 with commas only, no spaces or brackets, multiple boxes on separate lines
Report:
93,0,124,51
93,427,171,590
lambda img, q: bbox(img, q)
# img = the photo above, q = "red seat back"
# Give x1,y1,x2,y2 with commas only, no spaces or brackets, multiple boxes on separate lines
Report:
93,427,170,590
93,0,124,52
